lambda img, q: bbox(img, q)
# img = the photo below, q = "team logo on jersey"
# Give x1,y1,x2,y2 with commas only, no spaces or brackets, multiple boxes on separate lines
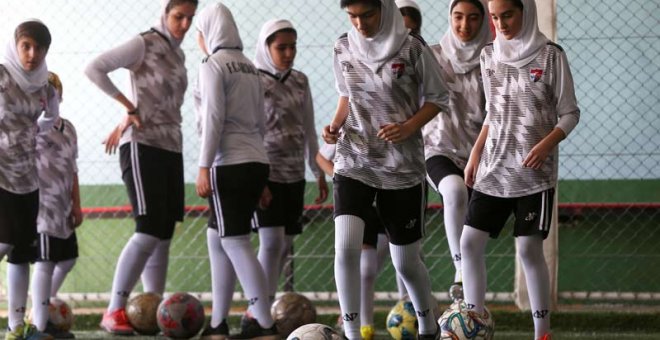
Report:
530,68,543,82
341,61,354,73
391,63,405,79
485,68,495,77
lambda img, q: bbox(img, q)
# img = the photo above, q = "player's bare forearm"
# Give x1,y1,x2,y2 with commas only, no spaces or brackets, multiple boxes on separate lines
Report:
523,127,566,169
323,97,349,144
71,173,83,227
315,152,335,177
378,102,440,143
403,102,441,132
465,125,489,187
330,96,349,129
315,175,329,204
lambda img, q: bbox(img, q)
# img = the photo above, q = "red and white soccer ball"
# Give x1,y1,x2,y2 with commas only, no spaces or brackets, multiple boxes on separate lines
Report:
48,298,74,332
156,292,205,339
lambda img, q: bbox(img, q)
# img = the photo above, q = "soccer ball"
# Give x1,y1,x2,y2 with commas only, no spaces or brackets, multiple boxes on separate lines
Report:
48,298,74,332
157,292,205,339
437,300,494,340
386,300,418,340
271,292,317,337
287,323,344,340
126,292,162,335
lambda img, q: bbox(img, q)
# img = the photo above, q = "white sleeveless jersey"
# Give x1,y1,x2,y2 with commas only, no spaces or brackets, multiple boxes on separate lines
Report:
475,43,580,197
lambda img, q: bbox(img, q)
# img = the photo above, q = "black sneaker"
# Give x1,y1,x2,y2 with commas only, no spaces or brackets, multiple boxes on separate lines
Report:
44,322,75,339
239,312,260,335
200,320,229,340
228,323,278,340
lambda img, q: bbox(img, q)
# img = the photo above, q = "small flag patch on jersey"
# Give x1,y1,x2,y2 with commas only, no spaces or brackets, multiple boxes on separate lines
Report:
392,63,405,79
530,68,543,82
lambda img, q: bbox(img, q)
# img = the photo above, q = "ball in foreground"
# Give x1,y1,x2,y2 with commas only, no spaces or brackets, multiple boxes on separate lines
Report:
287,323,344,340
438,300,494,340
271,292,317,337
386,300,418,340
157,292,205,339
127,292,162,335
48,298,74,332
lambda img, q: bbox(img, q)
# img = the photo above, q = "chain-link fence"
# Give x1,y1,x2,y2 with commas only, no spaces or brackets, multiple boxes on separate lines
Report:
1,0,658,305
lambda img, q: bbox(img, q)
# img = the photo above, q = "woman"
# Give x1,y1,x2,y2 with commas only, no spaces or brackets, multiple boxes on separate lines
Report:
461,0,580,339
423,0,491,302
323,0,449,338
395,0,422,35
0,19,58,340
84,0,197,335
195,3,278,339
253,18,327,309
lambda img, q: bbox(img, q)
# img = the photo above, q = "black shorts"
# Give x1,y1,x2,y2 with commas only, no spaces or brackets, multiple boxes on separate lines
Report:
426,155,463,190
207,163,269,237
36,232,79,262
465,189,555,239
120,142,184,240
333,174,425,246
362,205,386,248
0,187,38,264
255,180,305,235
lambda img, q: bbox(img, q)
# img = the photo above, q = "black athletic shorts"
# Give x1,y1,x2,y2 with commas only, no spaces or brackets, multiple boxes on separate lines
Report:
0,187,38,264
362,205,385,248
333,174,425,246
207,162,269,237
465,188,555,239
255,180,306,235
120,142,184,240
36,232,79,262
426,155,463,190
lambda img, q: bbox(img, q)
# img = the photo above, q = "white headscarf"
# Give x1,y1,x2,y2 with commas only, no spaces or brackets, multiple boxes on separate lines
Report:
493,0,548,68
439,0,492,74
2,19,49,94
254,19,295,77
153,0,182,48
195,2,243,53
347,0,409,73
395,0,420,12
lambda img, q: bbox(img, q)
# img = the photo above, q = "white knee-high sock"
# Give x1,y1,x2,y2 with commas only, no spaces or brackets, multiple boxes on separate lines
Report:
360,247,378,326
438,175,468,282
390,241,435,335
141,239,171,294
334,215,364,340
221,235,274,329
8,263,30,330
279,235,294,289
32,261,56,330
460,226,490,315
108,233,159,312
207,229,236,327
51,259,76,297
0,242,13,260
375,234,390,273
257,227,285,301
517,236,551,338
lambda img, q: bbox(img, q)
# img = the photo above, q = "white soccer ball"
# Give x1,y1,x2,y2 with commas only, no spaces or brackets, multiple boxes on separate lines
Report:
438,300,494,340
287,323,344,340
